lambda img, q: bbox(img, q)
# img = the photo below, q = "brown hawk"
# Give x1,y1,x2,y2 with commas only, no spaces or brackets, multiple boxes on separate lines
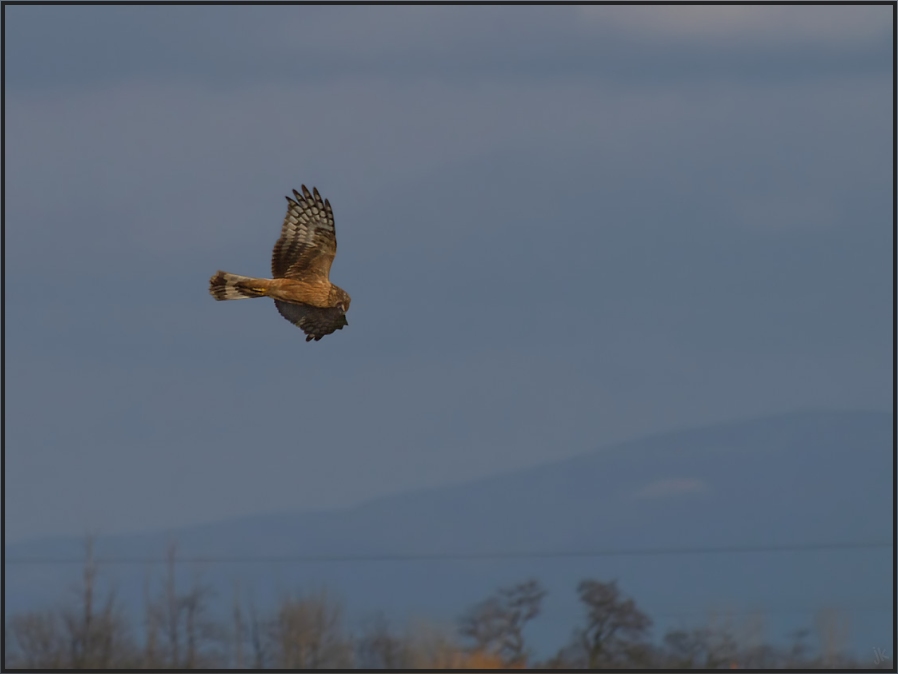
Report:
209,185,351,342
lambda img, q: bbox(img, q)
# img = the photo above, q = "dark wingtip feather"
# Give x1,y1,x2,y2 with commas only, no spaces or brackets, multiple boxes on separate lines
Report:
209,271,229,301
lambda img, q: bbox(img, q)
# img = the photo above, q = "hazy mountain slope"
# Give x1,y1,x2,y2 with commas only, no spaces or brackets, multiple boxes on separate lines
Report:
7,409,892,657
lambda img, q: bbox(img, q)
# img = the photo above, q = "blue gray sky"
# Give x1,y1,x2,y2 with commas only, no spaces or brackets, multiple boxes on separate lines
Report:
5,5,892,542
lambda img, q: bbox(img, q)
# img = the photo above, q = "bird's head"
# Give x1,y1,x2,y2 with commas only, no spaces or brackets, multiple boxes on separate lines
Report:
337,289,351,313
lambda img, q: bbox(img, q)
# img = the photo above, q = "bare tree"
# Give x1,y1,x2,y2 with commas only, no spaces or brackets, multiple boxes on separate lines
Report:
226,589,268,668
10,537,133,668
401,618,485,669
142,570,161,668
9,609,66,668
226,583,271,669
248,595,268,669
736,610,778,669
662,627,715,668
565,579,653,668
142,541,222,668
231,583,245,668
265,589,353,668
703,608,740,668
458,578,546,666
356,612,407,668
784,627,811,667
662,610,788,669
815,606,851,669
662,618,752,669
62,537,134,668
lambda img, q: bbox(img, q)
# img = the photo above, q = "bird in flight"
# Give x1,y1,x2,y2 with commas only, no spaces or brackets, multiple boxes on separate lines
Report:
209,185,351,342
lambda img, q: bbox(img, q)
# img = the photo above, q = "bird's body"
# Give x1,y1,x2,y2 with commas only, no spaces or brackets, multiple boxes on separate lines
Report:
209,185,351,342
209,274,343,307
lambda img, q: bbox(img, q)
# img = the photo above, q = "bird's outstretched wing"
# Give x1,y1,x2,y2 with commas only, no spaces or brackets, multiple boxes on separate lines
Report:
271,185,336,282
274,300,348,342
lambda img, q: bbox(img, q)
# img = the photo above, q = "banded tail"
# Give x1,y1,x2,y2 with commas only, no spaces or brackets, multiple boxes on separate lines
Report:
209,271,271,301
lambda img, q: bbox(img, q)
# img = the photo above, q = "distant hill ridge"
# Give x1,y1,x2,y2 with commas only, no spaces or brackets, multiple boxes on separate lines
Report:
7,408,892,657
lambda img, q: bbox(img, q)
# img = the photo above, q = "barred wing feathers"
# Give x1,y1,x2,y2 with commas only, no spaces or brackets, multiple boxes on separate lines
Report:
271,185,337,282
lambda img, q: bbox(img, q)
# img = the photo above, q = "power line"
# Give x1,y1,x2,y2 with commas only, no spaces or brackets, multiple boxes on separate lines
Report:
6,540,891,566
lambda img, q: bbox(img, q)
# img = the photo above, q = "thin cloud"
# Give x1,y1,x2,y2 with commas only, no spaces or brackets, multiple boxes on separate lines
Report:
579,6,889,47
632,478,708,500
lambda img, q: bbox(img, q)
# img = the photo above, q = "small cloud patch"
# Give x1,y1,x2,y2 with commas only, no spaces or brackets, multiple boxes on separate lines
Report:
632,477,708,500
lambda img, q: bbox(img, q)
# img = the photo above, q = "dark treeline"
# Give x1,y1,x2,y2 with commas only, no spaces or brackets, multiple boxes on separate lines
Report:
5,540,887,669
